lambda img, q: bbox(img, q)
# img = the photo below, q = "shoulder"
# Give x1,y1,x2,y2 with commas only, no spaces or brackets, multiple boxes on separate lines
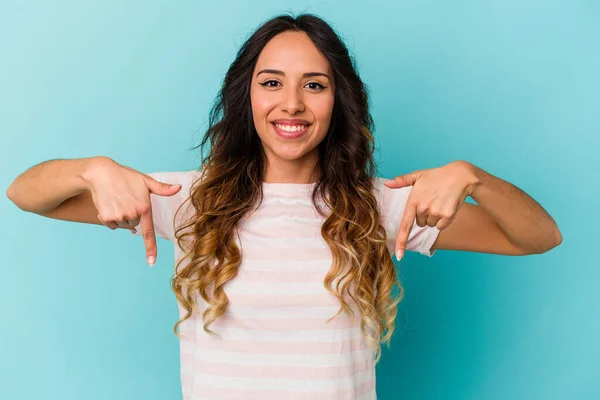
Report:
145,169,202,198
142,169,202,215
145,170,200,185
133,169,201,241
371,176,412,214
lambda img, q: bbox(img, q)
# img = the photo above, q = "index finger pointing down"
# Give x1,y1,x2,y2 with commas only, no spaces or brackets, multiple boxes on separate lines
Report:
395,202,417,261
139,209,157,267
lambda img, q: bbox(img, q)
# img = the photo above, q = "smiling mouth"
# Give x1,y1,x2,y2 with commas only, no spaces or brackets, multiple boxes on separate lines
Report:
271,122,310,138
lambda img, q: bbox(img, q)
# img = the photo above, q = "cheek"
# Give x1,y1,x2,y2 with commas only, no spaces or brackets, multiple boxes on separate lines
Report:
312,96,335,124
251,90,275,117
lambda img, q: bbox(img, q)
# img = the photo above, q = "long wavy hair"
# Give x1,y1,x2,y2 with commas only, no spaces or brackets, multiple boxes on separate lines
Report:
169,13,403,364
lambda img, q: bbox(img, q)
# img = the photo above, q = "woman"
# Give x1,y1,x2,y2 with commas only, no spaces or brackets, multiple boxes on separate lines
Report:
7,13,561,400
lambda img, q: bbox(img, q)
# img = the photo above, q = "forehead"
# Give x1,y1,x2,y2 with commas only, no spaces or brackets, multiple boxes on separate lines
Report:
254,31,332,75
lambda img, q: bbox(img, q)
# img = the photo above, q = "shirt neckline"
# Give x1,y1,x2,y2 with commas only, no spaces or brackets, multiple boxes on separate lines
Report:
261,181,318,196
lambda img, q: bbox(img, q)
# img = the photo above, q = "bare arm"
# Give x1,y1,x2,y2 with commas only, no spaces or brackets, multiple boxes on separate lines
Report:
6,156,104,214
6,156,182,266
429,162,562,255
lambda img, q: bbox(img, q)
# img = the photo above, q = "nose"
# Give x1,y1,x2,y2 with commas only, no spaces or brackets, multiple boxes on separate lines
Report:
280,85,305,115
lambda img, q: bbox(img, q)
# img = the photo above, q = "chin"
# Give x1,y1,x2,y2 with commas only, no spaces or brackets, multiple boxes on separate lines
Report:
274,149,307,161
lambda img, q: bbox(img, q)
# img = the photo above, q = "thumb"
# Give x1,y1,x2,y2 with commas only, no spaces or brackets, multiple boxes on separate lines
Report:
146,179,182,196
384,172,418,188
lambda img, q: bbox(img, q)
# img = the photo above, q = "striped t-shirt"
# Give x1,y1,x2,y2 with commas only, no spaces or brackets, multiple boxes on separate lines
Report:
134,170,439,400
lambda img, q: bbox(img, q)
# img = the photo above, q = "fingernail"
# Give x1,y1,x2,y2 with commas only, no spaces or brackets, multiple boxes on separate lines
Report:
148,256,155,267
395,250,404,261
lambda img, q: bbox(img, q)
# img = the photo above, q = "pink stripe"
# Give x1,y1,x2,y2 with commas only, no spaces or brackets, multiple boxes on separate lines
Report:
197,377,375,400
190,337,368,355
195,358,372,379
213,315,355,330
244,223,320,237
226,293,344,307
251,205,320,219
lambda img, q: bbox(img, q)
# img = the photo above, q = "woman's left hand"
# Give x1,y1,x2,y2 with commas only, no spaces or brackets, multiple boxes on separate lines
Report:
383,160,480,261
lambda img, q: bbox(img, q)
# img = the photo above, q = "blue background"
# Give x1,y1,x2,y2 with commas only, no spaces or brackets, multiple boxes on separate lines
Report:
1,1,598,399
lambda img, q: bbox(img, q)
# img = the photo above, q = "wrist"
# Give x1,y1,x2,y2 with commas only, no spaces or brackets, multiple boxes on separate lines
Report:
79,156,115,190
456,160,484,197
467,162,487,199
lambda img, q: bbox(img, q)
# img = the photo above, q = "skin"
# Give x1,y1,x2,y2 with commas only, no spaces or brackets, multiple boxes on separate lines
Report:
385,160,562,259
250,30,336,184
250,31,562,258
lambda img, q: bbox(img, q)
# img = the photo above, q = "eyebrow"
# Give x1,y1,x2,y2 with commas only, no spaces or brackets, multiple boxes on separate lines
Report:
256,69,330,80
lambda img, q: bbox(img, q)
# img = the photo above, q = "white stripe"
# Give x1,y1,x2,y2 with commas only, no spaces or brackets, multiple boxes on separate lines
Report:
240,258,332,272
226,305,359,319
244,215,324,229
360,391,377,400
194,348,373,367
259,196,316,206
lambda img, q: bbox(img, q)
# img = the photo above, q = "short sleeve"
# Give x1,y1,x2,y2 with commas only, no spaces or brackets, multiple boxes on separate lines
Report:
374,177,441,257
133,170,198,242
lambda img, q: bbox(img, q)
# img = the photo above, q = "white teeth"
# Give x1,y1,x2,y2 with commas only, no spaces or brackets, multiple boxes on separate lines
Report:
275,123,307,132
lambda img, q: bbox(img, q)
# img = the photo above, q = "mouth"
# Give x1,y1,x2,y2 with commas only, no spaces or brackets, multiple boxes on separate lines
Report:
271,122,310,139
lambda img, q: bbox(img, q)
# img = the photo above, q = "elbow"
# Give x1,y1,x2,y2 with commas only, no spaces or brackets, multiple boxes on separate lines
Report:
552,228,563,248
6,183,16,204
524,227,562,255
538,228,563,254
6,183,27,211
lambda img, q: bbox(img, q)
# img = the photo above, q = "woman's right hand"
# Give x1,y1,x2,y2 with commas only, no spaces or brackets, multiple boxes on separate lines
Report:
82,157,182,266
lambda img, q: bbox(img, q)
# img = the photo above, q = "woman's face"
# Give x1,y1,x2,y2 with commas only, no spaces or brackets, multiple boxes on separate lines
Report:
250,30,335,181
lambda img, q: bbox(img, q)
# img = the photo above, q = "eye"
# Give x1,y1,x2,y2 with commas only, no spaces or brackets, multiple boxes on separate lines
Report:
259,80,281,88
258,80,327,90
306,82,326,90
